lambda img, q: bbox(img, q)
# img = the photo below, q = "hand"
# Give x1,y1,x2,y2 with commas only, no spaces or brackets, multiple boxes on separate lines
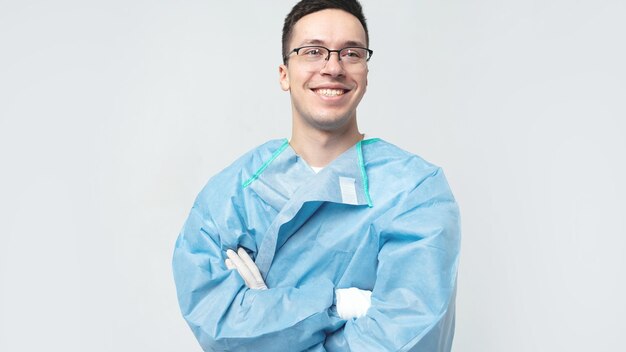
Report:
225,248,268,290
335,287,372,319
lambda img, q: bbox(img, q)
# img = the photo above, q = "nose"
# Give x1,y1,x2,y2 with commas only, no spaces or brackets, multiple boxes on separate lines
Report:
320,52,345,77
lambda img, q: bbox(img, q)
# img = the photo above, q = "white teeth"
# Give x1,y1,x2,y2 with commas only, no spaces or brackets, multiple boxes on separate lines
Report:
315,88,345,96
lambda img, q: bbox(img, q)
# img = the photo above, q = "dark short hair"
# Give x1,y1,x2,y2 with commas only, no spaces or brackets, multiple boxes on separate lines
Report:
282,0,369,64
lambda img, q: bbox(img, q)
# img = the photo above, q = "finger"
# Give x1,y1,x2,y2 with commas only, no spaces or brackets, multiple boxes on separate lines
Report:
225,258,235,270
226,249,255,287
237,247,265,285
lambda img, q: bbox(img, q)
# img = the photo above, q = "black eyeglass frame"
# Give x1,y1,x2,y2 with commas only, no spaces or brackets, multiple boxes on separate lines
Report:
284,45,374,63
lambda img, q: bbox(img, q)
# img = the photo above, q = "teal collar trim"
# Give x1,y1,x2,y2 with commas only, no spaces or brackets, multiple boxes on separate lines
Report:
242,139,289,188
357,138,380,207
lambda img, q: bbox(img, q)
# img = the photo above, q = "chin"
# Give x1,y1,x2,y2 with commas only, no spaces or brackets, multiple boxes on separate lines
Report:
308,115,354,132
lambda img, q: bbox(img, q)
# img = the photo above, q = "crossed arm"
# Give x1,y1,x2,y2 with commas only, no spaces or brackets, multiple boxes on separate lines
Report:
173,205,343,352
225,247,372,320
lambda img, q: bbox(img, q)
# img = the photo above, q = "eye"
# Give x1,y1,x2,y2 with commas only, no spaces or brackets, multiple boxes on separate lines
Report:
342,48,364,59
341,48,367,62
301,47,324,56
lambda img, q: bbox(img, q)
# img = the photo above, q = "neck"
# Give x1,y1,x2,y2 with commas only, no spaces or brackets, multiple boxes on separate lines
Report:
290,119,363,168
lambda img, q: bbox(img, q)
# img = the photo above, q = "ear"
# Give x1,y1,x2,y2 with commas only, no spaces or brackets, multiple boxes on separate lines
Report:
279,64,290,91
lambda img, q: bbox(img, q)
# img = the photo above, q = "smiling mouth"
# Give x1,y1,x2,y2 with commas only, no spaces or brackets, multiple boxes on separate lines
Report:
313,88,347,97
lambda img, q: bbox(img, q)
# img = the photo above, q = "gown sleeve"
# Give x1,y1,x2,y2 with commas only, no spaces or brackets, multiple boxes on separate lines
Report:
173,191,343,352
324,167,461,352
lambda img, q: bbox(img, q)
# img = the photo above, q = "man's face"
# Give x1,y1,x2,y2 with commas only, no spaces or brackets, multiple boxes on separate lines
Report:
279,9,369,132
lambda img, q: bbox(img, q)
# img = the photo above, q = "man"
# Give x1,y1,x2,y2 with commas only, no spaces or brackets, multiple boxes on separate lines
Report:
173,0,460,351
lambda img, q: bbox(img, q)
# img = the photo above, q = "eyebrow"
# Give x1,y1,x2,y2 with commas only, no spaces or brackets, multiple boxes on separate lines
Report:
299,39,367,48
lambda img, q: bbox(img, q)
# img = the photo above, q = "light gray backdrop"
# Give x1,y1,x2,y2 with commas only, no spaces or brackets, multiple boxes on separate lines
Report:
1,0,624,351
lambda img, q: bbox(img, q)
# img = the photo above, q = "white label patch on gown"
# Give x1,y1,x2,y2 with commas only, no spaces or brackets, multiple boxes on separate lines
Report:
339,177,358,205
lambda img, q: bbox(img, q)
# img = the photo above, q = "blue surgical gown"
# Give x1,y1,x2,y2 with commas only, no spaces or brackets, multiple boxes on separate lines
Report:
173,138,461,351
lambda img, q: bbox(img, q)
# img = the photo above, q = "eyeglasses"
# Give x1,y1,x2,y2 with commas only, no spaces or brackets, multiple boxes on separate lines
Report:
285,45,373,68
